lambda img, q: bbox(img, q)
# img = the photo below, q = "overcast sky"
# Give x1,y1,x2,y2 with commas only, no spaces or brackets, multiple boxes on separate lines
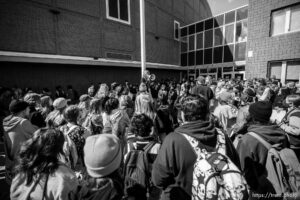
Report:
207,0,248,15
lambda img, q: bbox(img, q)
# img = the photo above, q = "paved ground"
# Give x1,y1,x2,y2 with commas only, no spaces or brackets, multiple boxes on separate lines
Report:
0,142,10,200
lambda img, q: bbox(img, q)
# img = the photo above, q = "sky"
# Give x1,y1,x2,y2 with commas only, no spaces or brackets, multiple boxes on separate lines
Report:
207,0,248,15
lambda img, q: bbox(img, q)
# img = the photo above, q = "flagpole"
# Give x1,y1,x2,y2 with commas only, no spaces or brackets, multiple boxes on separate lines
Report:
140,0,146,79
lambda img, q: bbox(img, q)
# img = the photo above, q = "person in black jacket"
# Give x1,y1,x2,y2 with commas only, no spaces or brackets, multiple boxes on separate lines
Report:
151,95,240,200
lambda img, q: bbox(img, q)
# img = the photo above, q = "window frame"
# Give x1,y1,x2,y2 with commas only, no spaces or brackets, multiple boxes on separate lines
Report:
270,4,300,36
106,0,131,25
174,20,180,41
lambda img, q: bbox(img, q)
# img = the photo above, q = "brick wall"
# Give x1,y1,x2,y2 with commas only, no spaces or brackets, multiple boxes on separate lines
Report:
246,0,300,78
0,0,212,66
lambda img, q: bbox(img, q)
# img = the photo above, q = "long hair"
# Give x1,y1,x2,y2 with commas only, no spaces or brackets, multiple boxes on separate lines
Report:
15,128,65,185
135,93,156,121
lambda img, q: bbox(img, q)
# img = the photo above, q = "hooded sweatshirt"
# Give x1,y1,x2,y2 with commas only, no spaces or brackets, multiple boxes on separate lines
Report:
151,119,240,200
3,115,37,181
236,124,288,194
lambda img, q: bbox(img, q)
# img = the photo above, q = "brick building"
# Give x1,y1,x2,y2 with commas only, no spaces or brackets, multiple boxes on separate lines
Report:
246,0,300,83
0,0,212,93
180,0,300,83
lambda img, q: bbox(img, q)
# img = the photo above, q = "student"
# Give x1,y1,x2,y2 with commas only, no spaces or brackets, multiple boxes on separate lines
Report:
152,95,240,200
236,101,289,195
3,100,38,184
10,128,79,200
80,134,123,200
46,97,67,127
125,114,161,200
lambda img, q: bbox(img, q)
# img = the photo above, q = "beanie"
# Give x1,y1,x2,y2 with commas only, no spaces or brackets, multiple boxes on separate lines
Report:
84,134,121,178
53,98,67,109
9,100,29,114
249,101,272,122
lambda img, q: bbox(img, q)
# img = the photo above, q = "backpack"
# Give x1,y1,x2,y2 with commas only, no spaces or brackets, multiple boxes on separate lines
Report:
181,129,249,200
123,141,156,200
248,132,300,193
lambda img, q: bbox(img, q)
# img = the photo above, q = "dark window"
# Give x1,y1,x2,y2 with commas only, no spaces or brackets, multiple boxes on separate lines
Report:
174,21,180,40
235,42,246,61
214,14,224,27
200,68,207,73
208,68,217,73
204,48,213,64
214,27,223,46
196,50,203,65
213,46,223,63
188,51,195,66
223,66,233,72
204,29,213,48
236,7,248,21
181,37,188,52
108,0,118,18
225,24,234,44
225,10,235,24
181,27,188,37
181,53,188,66
119,0,129,21
235,66,245,71
189,24,196,35
189,35,195,51
107,0,130,23
196,32,203,49
224,45,234,62
196,21,204,32
205,18,214,30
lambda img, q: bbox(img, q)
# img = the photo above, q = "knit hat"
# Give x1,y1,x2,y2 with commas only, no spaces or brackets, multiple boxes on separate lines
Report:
84,134,121,178
218,91,233,102
9,100,29,114
53,98,67,109
23,93,41,105
249,101,272,122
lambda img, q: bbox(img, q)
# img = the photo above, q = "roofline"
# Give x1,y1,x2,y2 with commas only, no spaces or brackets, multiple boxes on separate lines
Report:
0,51,184,70
180,4,249,28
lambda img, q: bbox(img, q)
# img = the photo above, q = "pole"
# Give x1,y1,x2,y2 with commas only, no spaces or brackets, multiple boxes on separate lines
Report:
140,0,146,79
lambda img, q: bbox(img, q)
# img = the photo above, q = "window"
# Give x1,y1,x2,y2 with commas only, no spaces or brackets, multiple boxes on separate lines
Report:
204,29,213,48
189,35,195,51
106,0,130,24
225,24,234,44
205,18,214,30
271,4,300,36
189,24,196,35
196,50,204,65
181,37,188,52
287,61,300,80
174,21,180,40
214,27,223,46
237,7,248,21
196,21,204,33
196,32,203,49
236,20,247,42
225,11,235,24
214,15,224,27
181,53,188,66
188,51,195,66
235,42,246,61
181,27,188,37
224,45,234,62
214,46,223,63
204,48,213,64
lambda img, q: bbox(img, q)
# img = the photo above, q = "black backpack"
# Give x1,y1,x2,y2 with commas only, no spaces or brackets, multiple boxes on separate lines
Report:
123,141,156,200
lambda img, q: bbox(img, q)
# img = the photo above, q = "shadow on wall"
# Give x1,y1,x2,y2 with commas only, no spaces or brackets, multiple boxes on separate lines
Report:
0,62,182,94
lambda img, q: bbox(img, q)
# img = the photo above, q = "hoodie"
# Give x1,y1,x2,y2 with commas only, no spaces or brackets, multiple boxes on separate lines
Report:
236,124,288,194
151,119,240,200
3,115,37,182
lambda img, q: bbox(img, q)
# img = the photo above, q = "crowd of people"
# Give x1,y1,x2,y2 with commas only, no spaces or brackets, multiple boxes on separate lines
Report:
0,74,300,200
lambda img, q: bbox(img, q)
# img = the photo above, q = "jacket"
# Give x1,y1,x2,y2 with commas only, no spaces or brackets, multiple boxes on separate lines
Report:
236,124,288,194
151,119,240,200
10,164,79,200
3,115,37,182
190,85,214,101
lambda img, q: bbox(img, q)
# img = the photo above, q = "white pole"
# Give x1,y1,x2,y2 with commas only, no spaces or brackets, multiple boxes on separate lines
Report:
140,0,146,79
